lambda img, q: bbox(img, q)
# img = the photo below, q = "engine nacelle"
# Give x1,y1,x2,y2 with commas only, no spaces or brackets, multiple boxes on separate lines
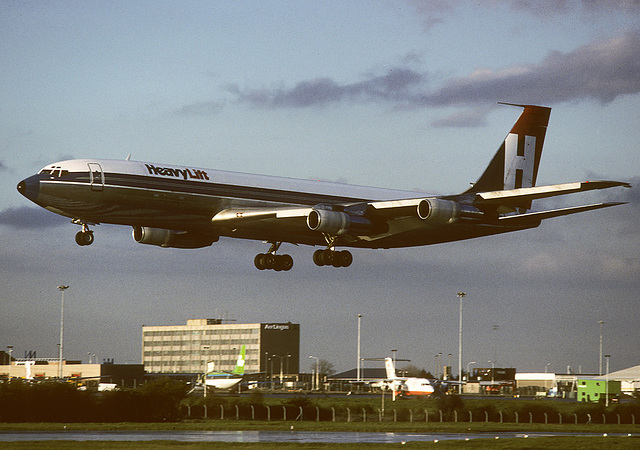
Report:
132,226,217,249
307,209,377,236
417,198,461,224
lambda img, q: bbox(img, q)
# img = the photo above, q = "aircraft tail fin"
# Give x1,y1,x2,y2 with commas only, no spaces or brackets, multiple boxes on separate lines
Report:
465,104,552,209
232,345,246,375
385,357,396,379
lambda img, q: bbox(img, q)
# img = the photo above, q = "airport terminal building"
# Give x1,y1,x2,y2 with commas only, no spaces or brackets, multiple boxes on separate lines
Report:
142,319,299,375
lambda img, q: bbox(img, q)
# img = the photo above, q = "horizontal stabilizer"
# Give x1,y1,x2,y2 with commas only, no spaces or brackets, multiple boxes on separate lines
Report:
477,180,631,205
498,202,627,226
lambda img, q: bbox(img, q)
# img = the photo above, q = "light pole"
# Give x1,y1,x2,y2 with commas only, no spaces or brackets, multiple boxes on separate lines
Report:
457,291,466,393
6,346,13,379
309,355,319,391
599,320,604,376
57,285,69,379
357,314,362,382
605,354,611,407
273,354,290,389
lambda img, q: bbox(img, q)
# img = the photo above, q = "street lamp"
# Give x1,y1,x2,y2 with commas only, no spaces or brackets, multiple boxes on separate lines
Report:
599,320,605,376
457,291,466,394
605,354,611,407
57,285,69,379
273,354,290,389
6,346,13,379
357,314,362,382
309,355,319,391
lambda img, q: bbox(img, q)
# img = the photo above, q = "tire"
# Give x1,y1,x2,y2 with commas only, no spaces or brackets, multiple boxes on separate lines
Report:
254,253,266,270
281,254,294,271
313,249,325,266
75,231,94,246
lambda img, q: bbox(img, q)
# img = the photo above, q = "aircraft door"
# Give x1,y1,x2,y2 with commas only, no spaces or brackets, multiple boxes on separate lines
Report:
88,163,104,191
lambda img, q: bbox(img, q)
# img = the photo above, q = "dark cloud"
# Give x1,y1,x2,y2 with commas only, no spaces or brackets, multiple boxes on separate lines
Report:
421,31,640,106
179,31,640,121
227,68,425,108
0,206,68,229
510,0,640,16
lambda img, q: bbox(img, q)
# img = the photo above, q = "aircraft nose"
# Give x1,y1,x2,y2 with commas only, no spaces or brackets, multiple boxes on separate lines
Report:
17,175,40,202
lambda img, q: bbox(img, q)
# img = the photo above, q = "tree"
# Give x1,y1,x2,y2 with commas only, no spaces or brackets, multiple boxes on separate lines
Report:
399,364,432,378
310,359,336,377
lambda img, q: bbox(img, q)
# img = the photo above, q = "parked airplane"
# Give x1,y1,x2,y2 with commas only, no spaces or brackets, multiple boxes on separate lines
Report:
17,104,629,271
378,357,458,398
203,345,246,390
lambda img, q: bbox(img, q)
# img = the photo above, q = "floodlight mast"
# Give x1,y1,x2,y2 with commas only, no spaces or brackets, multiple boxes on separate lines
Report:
457,292,466,394
57,285,69,379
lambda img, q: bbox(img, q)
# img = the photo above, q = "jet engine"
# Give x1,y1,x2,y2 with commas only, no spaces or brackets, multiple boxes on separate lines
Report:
417,198,462,224
307,209,377,235
132,226,217,249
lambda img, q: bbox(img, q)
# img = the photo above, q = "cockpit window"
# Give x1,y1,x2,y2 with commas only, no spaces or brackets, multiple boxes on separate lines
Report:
39,167,69,177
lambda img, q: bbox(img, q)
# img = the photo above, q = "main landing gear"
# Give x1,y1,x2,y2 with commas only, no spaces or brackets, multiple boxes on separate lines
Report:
312,249,353,267
73,219,94,246
254,242,294,271
312,233,353,268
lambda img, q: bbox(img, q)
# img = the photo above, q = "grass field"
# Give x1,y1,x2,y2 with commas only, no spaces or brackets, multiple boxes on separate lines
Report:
2,420,640,433
0,437,640,449
1,421,640,449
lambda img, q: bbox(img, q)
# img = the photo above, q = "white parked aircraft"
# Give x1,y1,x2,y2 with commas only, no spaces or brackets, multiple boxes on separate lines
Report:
203,345,246,390
17,104,629,270
378,357,459,398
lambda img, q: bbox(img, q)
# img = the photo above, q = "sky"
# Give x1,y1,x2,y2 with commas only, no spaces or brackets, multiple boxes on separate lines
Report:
1,1,639,377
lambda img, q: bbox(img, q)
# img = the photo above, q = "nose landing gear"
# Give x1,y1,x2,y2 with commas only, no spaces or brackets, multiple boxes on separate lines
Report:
72,219,95,246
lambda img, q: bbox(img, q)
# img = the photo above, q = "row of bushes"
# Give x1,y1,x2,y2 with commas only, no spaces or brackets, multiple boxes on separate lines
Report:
0,379,187,422
2,379,639,423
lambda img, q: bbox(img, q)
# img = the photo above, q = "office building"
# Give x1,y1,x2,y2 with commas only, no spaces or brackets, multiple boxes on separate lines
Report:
142,319,299,375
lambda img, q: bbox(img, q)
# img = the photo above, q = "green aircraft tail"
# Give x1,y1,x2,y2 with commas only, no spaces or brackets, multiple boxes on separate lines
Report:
232,345,246,375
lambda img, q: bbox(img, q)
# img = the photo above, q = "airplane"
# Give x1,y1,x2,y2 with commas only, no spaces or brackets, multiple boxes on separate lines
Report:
202,345,246,390
378,357,459,399
17,104,630,271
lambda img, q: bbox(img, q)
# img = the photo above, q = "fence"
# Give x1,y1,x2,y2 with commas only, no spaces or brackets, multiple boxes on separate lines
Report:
183,404,638,425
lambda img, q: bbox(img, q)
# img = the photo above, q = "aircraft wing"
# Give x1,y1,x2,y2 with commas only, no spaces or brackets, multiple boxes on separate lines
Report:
497,202,627,226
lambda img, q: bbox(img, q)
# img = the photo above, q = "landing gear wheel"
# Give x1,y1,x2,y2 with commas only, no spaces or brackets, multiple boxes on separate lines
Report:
337,250,353,267
254,253,267,270
275,254,293,271
313,249,326,266
75,231,94,246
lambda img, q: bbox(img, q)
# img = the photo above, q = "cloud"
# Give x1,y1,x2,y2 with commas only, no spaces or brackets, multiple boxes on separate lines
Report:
178,31,640,122
0,207,68,229
509,0,640,16
226,68,425,109
422,31,640,106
